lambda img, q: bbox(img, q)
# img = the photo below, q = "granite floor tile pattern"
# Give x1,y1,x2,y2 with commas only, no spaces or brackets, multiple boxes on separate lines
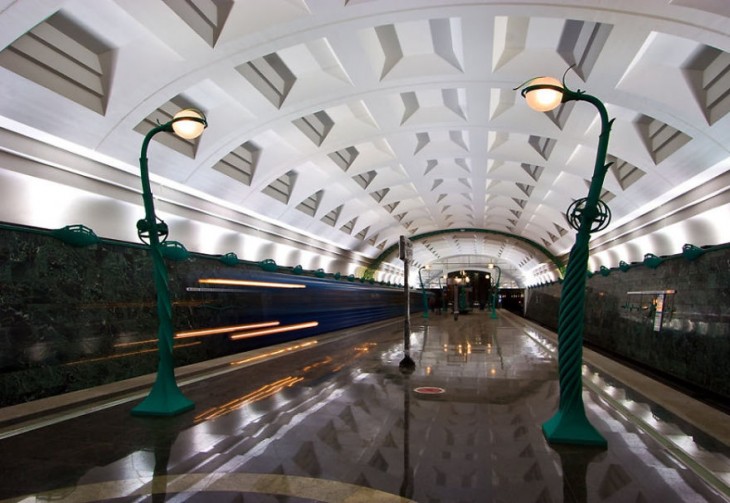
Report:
0,310,728,502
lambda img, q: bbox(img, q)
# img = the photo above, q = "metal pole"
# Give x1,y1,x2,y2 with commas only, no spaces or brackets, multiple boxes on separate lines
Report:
404,262,410,354
399,237,415,372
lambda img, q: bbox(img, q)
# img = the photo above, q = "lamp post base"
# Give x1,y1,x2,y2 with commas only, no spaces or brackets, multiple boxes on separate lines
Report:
542,407,607,447
399,355,416,375
132,375,194,416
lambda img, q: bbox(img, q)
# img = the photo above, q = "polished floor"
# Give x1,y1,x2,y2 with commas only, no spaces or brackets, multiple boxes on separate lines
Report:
1,310,729,502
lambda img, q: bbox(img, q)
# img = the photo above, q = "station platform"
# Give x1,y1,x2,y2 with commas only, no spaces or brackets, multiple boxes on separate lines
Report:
0,309,729,502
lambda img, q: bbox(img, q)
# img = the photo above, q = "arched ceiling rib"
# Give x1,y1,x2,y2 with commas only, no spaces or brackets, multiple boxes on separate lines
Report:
0,0,728,286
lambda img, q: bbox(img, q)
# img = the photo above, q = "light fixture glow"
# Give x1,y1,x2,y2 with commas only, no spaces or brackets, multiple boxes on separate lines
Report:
524,77,563,112
172,109,207,139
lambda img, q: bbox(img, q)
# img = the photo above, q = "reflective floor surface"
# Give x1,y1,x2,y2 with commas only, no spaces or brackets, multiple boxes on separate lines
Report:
1,310,729,502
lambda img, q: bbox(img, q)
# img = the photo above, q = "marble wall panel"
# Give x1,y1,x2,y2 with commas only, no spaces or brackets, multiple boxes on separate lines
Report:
524,247,730,404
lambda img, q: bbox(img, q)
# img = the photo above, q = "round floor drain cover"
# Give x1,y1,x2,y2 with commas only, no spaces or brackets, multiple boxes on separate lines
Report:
414,386,445,394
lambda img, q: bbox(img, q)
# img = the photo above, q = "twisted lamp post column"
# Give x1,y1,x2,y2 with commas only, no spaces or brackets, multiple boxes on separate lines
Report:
488,263,501,319
518,74,613,446
131,109,207,416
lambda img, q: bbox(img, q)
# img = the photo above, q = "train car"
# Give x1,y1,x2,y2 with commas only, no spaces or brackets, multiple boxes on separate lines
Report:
175,268,424,354
0,250,424,406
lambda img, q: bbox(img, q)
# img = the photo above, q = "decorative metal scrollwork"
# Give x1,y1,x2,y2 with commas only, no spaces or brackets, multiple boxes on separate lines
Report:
136,217,169,245
565,198,611,232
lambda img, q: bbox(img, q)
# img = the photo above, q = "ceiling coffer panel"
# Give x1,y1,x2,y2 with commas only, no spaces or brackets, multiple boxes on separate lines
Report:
0,1,726,287
0,11,112,114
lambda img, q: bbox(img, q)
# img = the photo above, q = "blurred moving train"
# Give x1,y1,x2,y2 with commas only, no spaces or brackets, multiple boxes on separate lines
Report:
178,269,426,352
0,254,426,406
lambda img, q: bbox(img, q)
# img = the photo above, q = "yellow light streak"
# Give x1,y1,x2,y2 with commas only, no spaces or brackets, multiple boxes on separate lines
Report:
194,376,304,422
353,342,377,352
229,340,319,366
175,321,280,339
114,338,157,348
301,357,333,372
229,321,319,340
199,338,373,423
64,342,201,365
199,278,306,289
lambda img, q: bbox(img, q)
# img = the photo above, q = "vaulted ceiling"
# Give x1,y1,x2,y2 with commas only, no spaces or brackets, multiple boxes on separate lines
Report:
0,0,728,287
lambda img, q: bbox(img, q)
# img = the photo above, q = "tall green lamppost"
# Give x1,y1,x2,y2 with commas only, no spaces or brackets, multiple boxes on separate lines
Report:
518,72,612,446
487,263,501,319
131,109,208,416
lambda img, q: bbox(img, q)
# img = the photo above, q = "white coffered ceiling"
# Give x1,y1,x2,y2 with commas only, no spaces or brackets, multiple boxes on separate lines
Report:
0,0,728,286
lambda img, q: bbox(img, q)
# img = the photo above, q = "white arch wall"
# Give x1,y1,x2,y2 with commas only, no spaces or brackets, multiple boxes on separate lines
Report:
0,154,361,276
1,124,728,284
3,152,727,285
589,202,730,270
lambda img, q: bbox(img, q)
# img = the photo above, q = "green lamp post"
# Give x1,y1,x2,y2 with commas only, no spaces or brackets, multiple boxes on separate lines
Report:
487,263,501,319
518,72,612,446
454,270,469,314
131,108,208,416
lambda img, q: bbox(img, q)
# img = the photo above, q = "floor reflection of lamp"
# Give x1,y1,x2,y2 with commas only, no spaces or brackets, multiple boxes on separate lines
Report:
399,364,413,499
132,109,207,417
518,72,611,446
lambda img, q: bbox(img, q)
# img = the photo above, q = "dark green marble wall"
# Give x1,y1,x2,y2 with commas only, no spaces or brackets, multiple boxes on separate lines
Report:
6,221,727,409
0,225,413,407
524,245,730,404
1,230,150,404
0,228,233,406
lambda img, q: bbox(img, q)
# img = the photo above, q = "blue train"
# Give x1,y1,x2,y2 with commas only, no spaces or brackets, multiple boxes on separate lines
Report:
175,269,425,353
0,256,425,406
